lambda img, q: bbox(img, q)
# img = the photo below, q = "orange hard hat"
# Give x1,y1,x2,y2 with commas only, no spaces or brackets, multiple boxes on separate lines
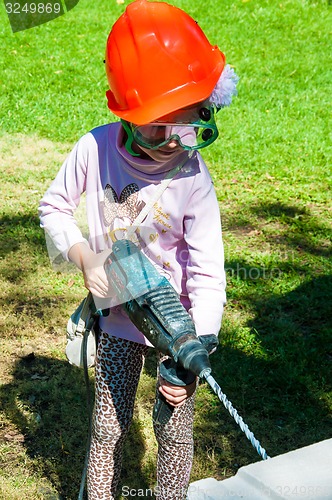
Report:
105,0,226,125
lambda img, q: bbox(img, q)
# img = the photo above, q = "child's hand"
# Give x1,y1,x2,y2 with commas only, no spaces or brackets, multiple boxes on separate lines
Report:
158,376,197,407
82,252,110,298
68,244,111,298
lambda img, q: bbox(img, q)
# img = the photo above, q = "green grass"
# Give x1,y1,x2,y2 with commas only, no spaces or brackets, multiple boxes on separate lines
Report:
1,0,332,498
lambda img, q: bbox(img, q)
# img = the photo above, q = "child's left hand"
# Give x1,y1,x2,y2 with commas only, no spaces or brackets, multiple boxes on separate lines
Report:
158,376,197,407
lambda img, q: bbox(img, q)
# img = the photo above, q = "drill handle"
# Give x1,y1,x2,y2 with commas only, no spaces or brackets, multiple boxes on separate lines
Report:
153,357,196,426
197,334,219,355
159,357,197,386
153,335,219,425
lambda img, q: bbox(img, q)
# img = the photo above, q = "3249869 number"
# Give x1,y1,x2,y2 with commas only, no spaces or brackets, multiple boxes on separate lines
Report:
6,3,62,14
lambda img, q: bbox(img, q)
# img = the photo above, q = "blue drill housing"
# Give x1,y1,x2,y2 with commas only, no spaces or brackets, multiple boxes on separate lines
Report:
104,239,212,378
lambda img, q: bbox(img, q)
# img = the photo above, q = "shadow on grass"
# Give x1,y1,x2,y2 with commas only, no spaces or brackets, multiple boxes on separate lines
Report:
226,201,331,259
195,274,332,473
0,354,150,499
0,213,49,285
252,202,332,258
0,213,45,256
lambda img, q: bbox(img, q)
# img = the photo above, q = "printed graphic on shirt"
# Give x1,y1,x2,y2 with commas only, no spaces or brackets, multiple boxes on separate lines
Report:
153,202,171,229
102,183,146,227
100,183,172,280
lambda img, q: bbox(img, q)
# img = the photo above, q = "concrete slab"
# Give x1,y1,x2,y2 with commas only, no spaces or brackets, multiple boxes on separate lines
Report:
188,438,332,499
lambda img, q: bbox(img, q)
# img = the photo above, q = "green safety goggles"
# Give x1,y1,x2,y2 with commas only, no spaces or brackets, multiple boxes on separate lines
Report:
122,106,219,155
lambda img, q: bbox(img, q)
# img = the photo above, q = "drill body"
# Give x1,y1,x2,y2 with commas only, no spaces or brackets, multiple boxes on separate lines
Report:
104,240,215,378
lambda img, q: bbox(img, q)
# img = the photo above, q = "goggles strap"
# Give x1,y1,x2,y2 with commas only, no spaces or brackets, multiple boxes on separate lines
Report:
121,120,140,157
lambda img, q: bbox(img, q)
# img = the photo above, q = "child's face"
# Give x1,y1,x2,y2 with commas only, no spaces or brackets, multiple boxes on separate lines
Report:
130,102,218,161
134,134,185,162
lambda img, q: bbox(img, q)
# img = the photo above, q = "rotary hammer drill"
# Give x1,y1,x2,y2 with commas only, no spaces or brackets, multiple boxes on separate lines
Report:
103,238,218,424
102,239,269,459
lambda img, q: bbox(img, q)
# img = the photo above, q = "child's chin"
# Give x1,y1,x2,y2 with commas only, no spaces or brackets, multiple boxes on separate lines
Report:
146,148,183,162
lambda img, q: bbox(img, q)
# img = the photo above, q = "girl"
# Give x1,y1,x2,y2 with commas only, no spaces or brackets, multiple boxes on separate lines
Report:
39,1,238,498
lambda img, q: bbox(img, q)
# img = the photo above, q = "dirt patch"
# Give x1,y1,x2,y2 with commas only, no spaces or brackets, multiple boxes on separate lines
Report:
0,133,72,172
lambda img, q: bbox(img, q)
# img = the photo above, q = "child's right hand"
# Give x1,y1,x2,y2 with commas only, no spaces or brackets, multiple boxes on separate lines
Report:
68,243,111,298
82,253,110,298
158,376,197,407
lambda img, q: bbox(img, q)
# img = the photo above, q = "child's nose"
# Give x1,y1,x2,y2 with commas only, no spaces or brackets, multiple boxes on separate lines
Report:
168,140,179,149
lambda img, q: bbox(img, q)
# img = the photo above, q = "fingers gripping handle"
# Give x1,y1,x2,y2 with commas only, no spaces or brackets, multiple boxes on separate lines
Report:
153,357,196,425
153,336,218,425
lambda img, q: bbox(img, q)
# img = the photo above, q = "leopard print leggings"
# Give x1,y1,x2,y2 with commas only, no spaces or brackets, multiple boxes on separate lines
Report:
87,330,196,500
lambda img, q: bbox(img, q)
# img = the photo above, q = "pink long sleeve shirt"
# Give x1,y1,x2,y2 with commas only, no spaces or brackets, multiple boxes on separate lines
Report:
39,122,226,346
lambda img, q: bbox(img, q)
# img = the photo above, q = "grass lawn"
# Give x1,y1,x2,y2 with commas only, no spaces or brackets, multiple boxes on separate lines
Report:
0,0,331,498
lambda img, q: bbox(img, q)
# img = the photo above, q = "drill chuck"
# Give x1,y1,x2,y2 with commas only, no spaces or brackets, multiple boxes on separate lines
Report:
177,340,212,378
